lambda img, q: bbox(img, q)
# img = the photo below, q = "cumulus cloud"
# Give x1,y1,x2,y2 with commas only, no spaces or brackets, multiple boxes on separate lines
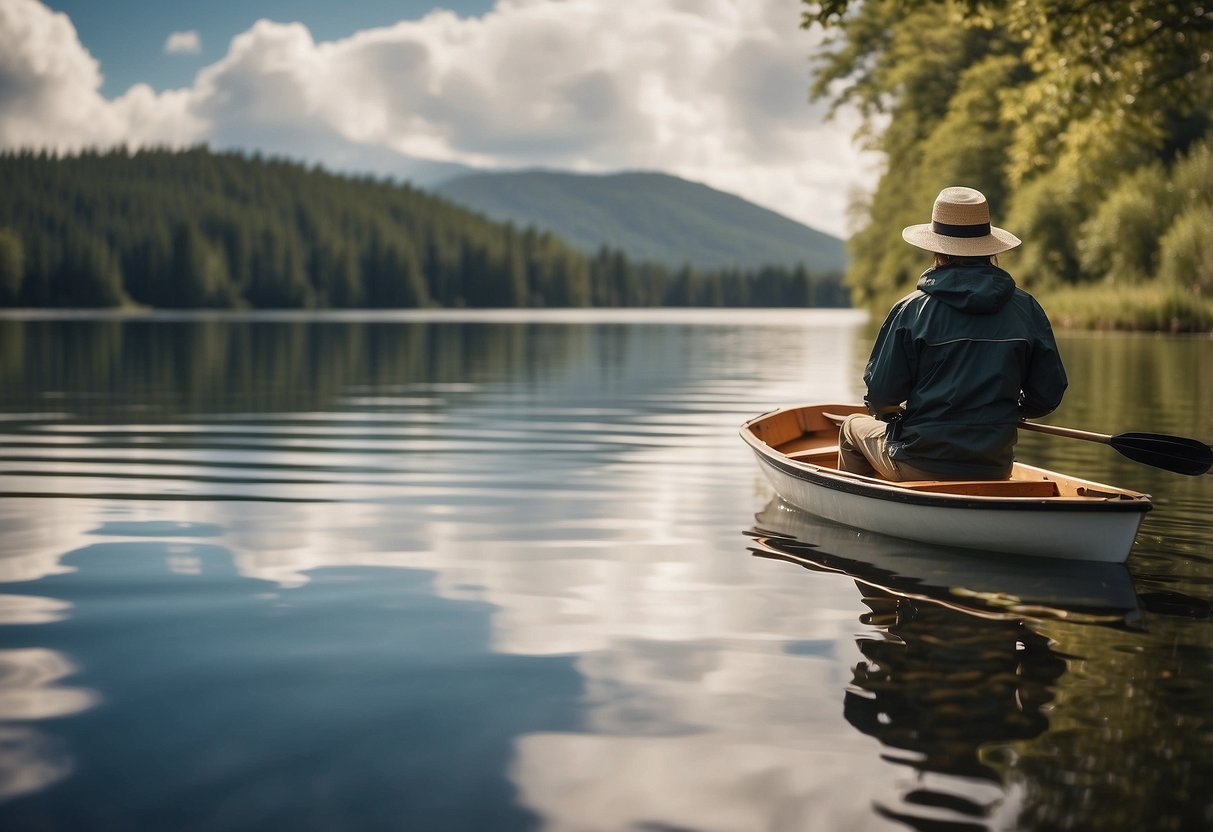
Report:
0,0,877,235
0,0,117,147
163,30,201,56
0,0,203,150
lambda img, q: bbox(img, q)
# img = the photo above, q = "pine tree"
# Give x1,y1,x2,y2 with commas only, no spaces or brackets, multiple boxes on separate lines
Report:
170,222,237,308
0,228,24,305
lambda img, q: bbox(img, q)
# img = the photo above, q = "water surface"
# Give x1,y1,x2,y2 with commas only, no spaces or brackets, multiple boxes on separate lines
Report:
0,310,1210,831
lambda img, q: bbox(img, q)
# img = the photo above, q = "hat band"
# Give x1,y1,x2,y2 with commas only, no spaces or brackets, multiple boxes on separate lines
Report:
933,220,991,238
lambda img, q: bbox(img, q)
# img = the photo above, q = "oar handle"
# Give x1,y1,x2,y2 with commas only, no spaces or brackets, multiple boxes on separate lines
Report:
1018,420,1113,445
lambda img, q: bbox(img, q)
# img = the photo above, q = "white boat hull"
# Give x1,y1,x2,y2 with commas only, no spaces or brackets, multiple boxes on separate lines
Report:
754,456,1146,562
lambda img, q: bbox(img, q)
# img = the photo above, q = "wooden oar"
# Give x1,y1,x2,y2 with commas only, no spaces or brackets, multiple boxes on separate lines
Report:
1019,420,1213,476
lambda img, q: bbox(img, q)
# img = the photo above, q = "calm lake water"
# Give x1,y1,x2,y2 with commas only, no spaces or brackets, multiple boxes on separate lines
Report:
0,310,1210,831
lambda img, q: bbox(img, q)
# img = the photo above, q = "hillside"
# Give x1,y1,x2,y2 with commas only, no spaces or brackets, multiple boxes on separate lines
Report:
435,170,846,273
0,148,847,310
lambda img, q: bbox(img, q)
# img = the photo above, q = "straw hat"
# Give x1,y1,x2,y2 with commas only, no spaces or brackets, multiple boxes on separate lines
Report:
902,187,1021,256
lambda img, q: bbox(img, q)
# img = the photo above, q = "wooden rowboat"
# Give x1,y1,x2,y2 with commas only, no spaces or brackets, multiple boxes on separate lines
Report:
740,403,1152,563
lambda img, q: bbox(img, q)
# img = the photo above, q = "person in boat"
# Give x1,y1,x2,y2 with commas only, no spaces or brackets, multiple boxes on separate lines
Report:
838,186,1068,481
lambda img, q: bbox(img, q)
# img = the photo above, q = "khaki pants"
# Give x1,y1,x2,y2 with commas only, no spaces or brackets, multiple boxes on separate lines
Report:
837,414,940,482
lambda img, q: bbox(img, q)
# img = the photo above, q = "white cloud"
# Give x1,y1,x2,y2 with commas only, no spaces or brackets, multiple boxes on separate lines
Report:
163,29,201,56
0,0,119,148
0,0,878,236
0,0,203,150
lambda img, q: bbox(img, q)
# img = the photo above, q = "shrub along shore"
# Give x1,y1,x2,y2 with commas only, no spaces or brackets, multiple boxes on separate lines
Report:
1036,286,1213,334
858,279,1213,334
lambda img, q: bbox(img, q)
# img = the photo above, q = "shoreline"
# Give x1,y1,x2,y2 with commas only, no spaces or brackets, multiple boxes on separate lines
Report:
0,306,871,327
3,300,1210,334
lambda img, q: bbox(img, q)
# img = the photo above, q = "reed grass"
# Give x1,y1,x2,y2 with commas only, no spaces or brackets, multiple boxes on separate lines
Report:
1036,285,1213,333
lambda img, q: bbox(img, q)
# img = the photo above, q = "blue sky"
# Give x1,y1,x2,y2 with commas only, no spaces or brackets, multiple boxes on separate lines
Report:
3,0,875,236
44,1,495,96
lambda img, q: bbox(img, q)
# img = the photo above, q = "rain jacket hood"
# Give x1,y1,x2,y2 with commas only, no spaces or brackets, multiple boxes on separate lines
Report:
917,264,1015,314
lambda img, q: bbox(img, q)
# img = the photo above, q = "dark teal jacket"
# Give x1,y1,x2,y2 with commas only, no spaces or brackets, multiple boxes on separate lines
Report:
864,263,1067,479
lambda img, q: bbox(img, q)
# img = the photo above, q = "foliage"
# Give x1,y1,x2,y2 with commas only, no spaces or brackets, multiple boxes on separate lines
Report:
1000,171,1087,289
1157,205,1213,295
0,148,846,311
171,223,241,308
1037,283,1213,332
1154,142,1213,295
802,0,1213,328
1077,163,1177,285
0,228,22,304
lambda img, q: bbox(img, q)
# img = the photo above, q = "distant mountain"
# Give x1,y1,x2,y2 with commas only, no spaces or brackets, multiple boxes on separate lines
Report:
206,132,475,188
435,170,846,273
299,143,475,188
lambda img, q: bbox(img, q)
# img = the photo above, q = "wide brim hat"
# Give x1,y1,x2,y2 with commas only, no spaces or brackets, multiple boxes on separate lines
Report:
902,186,1021,256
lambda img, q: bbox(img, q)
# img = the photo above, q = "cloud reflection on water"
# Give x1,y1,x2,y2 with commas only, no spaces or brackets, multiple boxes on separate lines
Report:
0,648,97,801
0,312,917,827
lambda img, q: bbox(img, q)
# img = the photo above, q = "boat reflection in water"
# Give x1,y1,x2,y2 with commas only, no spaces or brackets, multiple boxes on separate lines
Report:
745,499,1142,831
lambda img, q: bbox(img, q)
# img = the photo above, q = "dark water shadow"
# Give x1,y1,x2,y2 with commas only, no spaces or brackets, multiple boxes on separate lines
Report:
744,499,1145,830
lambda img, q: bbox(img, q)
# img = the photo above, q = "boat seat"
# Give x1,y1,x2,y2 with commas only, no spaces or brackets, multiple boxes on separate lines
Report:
786,445,840,460
893,479,1060,498
785,450,1058,496
786,446,841,467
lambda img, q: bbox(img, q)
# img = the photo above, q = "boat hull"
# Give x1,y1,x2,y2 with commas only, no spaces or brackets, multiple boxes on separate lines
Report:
742,404,1151,563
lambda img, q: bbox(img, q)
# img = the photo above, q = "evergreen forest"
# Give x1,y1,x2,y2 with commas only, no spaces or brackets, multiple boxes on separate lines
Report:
0,148,846,311
804,0,1213,330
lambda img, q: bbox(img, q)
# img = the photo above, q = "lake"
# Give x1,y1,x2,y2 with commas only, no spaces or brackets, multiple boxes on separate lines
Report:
1,310,1211,831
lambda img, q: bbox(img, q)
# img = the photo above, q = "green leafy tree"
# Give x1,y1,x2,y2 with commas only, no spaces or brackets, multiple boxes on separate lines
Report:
804,1,1023,303
1156,144,1213,294
1000,171,1087,287
806,1,1212,182
1078,164,1178,285
1157,205,1213,295
803,0,1213,310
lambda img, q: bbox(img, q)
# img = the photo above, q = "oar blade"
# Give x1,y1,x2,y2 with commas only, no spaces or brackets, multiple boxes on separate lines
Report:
1110,432,1213,476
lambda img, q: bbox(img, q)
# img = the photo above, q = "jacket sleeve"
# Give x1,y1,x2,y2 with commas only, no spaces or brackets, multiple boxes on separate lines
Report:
863,302,915,418
1019,301,1068,418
